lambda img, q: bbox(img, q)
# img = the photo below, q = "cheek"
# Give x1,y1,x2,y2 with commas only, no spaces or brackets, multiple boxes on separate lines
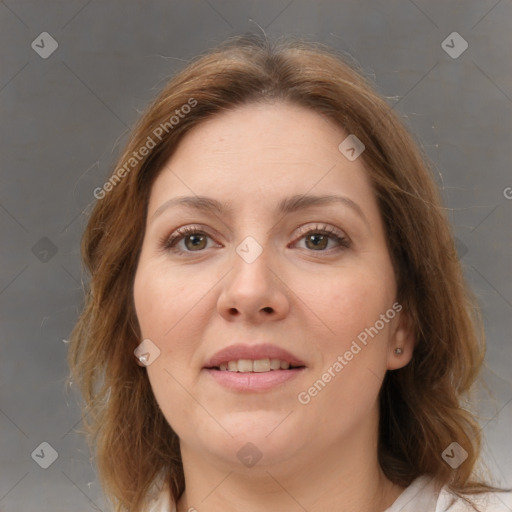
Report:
293,269,394,426
133,261,190,339
133,260,212,380
133,265,199,427
291,263,395,342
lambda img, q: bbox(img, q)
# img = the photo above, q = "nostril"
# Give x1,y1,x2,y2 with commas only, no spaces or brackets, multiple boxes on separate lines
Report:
262,307,274,313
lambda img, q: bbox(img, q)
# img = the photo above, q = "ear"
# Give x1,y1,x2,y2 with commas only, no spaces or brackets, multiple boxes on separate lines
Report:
386,306,416,370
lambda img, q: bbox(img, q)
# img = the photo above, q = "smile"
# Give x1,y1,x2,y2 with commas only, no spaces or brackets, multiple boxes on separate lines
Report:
203,343,307,390
215,358,304,372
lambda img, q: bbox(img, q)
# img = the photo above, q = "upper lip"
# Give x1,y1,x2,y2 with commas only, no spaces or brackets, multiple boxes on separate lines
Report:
204,343,306,369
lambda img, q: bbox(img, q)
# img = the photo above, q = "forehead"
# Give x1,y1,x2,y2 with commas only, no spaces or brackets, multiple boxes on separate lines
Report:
148,102,377,219
168,101,345,166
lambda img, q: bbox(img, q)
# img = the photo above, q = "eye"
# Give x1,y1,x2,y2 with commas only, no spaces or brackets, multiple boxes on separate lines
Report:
160,223,351,256
160,225,220,254
291,224,350,252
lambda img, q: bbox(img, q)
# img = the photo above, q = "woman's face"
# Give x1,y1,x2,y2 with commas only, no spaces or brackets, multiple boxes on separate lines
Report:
133,102,414,470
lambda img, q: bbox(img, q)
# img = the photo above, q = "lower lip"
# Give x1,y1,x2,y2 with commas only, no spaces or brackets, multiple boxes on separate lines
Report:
204,368,306,391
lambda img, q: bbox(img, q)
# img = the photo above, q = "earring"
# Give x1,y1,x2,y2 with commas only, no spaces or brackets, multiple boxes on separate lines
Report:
394,347,403,355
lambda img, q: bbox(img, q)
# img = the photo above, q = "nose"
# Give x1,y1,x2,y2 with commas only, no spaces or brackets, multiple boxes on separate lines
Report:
217,245,290,324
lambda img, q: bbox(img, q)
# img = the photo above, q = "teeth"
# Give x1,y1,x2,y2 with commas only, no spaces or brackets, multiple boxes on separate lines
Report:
270,358,281,370
218,358,297,372
238,359,253,372
253,359,270,372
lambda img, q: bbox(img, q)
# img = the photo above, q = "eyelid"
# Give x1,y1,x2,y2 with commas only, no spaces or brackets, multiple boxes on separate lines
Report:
290,223,350,249
160,222,351,255
293,222,347,239
159,224,222,252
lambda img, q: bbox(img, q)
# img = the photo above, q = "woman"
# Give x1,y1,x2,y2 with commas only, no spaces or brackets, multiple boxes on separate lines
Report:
69,35,512,512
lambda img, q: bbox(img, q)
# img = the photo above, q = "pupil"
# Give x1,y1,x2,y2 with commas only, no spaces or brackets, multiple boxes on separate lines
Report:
186,234,206,250
307,234,327,250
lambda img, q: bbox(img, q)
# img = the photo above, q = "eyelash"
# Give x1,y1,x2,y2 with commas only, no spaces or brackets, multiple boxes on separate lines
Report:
159,223,351,256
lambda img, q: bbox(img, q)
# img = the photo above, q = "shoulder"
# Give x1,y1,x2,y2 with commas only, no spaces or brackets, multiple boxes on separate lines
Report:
145,475,512,512
437,486,512,512
143,474,176,512
385,475,512,512
145,489,174,512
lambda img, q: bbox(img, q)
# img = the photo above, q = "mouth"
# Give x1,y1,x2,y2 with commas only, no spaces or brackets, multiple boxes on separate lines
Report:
207,358,306,373
203,343,306,372
203,343,307,391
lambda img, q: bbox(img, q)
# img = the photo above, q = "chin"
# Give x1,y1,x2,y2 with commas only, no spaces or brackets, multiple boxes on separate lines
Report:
189,413,305,468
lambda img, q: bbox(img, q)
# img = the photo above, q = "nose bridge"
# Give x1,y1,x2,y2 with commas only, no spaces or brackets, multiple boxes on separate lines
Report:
217,234,289,321
230,235,273,296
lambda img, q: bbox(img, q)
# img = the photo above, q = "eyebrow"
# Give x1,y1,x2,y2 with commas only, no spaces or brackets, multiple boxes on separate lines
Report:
150,194,369,226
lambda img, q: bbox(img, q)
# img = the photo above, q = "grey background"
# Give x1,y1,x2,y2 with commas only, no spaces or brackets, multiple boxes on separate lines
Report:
1,1,511,511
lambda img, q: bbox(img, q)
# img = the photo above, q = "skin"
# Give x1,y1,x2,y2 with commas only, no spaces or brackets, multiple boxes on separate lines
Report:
133,102,416,512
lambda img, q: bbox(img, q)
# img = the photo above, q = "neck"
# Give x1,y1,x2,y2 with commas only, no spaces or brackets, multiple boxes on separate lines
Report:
175,406,404,512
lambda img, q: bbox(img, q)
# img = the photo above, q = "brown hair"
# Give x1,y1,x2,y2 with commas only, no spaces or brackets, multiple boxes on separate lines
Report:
68,34,509,511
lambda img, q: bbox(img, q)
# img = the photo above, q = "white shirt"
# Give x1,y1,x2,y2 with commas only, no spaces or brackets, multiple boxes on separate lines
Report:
384,475,512,512
146,474,512,512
